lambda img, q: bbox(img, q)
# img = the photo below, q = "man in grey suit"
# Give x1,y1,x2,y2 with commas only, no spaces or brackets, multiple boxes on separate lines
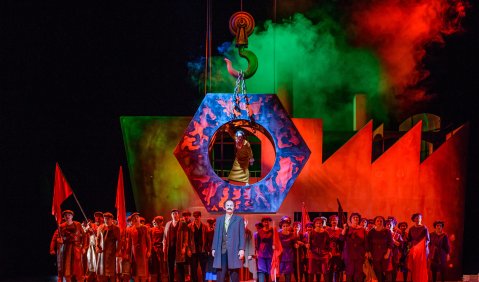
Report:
212,199,245,282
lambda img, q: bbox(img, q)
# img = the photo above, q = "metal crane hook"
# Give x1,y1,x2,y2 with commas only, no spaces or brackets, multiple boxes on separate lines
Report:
225,11,258,79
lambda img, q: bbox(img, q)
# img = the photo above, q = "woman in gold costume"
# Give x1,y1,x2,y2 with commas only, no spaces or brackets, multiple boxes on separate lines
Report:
228,129,254,184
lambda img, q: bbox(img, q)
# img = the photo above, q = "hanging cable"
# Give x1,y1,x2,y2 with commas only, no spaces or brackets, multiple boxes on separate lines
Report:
273,0,277,94
204,0,213,95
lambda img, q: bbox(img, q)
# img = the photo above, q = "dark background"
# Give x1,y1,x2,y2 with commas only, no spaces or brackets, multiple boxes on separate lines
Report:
1,0,478,278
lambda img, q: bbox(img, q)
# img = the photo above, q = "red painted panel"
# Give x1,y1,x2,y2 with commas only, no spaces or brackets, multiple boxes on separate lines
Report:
370,121,422,218
419,123,469,278
281,118,323,208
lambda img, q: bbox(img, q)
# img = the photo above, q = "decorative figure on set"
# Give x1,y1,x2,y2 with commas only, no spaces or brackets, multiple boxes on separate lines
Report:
226,125,254,185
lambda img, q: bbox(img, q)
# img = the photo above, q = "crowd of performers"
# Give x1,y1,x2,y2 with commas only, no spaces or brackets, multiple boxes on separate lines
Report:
50,209,451,282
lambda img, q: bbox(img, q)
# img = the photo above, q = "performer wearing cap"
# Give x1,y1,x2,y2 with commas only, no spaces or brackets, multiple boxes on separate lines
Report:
94,212,104,226
226,127,254,185
182,210,193,224
386,218,403,282
87,211,105,281
188,211,209,282
306,217,330,282
397,221,409,282
292,222,306,282
406,213,430,282
279,216,295,282
243,217,258,282
118,215,133,282
205,218,217,282
50,210,88,282
163,209,190,282
303,222,314,266
326,215,344,282
96,212,121,282
255,216,274,282
182,210,193,281
211,199,245,282
150,216,165,282
366,216,393,282
126,212,151,282
341,212,368,282
429,221,450,282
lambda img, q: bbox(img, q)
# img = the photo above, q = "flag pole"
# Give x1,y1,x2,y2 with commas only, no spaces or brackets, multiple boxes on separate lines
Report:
296,246,300,282
273,223,277,282
71,191,89,223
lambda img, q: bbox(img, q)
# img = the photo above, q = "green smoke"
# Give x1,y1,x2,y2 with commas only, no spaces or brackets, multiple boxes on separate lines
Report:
201,12,386,130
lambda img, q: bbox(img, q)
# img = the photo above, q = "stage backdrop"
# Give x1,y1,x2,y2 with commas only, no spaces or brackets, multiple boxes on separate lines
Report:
121,116,468,279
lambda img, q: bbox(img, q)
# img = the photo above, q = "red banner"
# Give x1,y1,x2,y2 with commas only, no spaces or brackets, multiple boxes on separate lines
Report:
301,202,310,235
51,162,73,224
115,166,127,232
270,226,283,280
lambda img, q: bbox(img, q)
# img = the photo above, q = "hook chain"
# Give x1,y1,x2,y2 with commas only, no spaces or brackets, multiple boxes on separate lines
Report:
231,71,256,133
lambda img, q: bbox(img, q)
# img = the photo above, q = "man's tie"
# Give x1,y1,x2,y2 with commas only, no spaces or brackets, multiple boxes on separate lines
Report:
225,216,230,232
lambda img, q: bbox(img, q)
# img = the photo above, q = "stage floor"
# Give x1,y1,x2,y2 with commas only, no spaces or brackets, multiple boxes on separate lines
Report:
2,276,476,282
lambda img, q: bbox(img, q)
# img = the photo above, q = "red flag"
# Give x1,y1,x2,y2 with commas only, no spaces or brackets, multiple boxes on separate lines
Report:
115,166,127,232
407,238,429,282
52,162,73,224
301,202,311,235
270,225,283,280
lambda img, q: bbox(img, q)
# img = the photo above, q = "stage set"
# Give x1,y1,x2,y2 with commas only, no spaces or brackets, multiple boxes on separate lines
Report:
119,3,470,280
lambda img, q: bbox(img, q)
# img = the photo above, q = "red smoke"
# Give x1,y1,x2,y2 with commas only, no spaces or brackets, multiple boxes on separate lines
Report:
349,0,468,114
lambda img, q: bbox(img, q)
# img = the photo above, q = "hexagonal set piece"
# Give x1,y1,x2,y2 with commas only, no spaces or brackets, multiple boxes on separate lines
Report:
174,93,310,213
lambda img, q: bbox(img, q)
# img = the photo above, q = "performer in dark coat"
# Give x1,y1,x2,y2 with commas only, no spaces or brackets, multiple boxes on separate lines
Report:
150,216,165,282
386,218,403,282
341,212,368,282
205,218,217,282
292,222,307,282
326,215,344,282
244,218,258,281
306,217,330,282
50,210,88,282
429,221,450,282
397,221,409,282
366,216,393,282
256,216,274,282
188,211,209,282
163,209,189,282
279,216,295,282
212,199,245,282
126,212,151,282
406,213,429,282
96,212,121,282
